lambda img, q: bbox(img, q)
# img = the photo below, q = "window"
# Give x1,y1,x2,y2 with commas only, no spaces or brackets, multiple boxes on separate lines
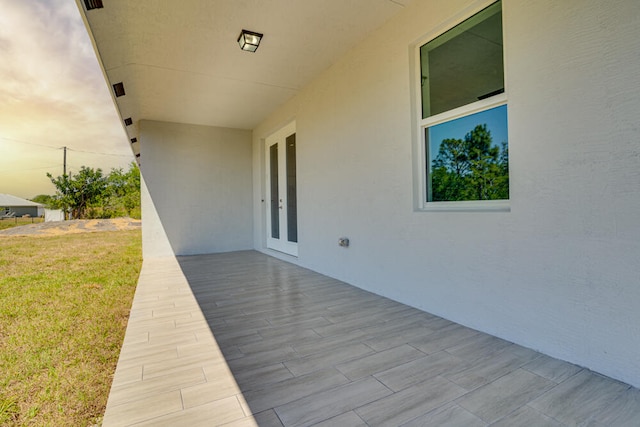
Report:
418,1,508,207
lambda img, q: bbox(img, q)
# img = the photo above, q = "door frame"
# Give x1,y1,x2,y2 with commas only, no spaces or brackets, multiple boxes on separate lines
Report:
264,121,298,256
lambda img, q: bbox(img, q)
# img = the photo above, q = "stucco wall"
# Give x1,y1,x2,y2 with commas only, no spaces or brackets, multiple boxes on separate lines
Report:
252,0,640,386
140,120,253,256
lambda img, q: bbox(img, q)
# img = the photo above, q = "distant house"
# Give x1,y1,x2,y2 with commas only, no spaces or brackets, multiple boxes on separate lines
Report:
0,194,43,218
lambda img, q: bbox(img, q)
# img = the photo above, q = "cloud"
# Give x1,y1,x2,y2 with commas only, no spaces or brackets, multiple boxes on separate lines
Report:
0,1,105,108
0,0,133,198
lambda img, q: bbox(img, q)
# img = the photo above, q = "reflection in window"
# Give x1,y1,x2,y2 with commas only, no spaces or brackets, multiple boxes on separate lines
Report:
420,1,504,118
427,105,508,201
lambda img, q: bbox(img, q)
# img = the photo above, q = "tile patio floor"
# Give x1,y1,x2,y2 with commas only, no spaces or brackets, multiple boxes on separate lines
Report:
102,251,640,426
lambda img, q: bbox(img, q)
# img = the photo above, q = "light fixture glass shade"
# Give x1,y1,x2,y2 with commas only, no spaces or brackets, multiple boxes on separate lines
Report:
238,29,263,52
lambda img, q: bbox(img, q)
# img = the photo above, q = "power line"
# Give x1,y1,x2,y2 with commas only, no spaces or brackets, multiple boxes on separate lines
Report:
0,136,62,150
66,147,133,157
0,164,61,173
1,136,133,158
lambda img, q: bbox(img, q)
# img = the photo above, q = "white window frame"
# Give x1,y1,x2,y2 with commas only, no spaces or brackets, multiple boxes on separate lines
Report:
413,0,510,212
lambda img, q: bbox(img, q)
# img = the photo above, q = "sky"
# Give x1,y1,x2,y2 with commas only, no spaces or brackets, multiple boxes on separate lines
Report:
0,0,134,199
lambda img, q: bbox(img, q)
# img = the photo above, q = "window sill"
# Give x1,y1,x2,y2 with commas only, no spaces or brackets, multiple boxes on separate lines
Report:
420,199,510,212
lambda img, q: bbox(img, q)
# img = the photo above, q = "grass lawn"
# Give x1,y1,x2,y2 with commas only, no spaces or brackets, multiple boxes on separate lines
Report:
0,230,142,426
0,217,44,231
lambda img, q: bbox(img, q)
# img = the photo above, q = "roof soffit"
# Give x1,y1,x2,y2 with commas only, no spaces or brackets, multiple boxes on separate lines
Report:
81,0,411,133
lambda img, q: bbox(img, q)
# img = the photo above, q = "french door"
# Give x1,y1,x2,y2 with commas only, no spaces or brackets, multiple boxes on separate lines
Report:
265,122,298,256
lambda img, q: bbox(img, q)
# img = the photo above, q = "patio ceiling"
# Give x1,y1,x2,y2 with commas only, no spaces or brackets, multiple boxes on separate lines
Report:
78,0,412,151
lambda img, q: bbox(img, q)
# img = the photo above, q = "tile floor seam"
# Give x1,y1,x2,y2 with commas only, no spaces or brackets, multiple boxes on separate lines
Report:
281,362,296,378
235,394,250,418
107,392,187,427
522,403,570,427
272,377,385,426
529,368,579,399
457,369,559,424
444,377,477,402
360,341,378,354
398,402,481,427
455,403,489,427
179,388,186,410
372,374,397,395
273,406,287,426
357,411,371,427
107,376,208,408
438,373,475,397
128,412,178,427
486,402,535,426
521,364,562,384
406,341,428,355
456,362,543,393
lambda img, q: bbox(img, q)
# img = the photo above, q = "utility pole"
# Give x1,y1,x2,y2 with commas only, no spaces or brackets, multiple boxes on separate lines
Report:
63,146,67,220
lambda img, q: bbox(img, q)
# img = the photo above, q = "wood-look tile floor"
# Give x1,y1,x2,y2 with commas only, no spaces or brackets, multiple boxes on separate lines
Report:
102,251,640,426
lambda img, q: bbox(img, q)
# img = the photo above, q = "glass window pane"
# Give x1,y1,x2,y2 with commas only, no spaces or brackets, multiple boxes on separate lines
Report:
421,1,503,118
427,105,508,201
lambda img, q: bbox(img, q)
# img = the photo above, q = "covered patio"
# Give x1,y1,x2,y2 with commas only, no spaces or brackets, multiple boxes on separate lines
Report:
103,251,640,426
77,1,640,423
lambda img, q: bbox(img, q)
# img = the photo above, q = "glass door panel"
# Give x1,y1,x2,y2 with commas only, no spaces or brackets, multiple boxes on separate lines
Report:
269,143,279,239
286,134,297,243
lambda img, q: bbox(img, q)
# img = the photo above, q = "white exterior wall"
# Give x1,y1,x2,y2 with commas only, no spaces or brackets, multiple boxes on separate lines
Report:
252,0,640,387
140,120,253,256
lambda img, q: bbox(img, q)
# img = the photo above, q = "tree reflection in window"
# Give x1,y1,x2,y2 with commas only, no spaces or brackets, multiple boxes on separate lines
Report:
428,105,508,201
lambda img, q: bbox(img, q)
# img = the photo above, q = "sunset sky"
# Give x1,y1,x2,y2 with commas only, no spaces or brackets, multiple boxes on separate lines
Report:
0,0,134,199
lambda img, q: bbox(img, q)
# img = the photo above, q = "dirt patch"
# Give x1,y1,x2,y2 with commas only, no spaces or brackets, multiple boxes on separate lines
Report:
0,218,141,237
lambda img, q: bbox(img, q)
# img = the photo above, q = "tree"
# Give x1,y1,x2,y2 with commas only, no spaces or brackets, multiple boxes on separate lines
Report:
104,162,141,218
431,124,509,201
30,194,54,207
46,162,141,220
47,166,107,219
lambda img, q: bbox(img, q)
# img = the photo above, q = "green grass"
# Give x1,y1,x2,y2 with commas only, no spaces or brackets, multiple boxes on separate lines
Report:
0,230,142,426
0,217,44,231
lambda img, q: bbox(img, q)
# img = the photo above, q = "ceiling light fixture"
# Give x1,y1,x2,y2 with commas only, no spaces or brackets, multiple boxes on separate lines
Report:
237,29,263,52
